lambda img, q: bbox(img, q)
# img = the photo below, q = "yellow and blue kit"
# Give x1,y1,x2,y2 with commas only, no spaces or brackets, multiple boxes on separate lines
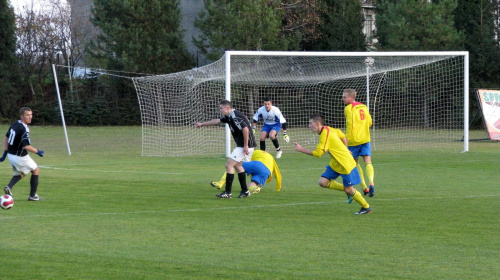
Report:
344,102,372,146
312,126,357,175
242,150,282,191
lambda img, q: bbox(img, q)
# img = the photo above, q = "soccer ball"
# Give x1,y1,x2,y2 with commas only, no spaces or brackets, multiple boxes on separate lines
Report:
0,195,14,210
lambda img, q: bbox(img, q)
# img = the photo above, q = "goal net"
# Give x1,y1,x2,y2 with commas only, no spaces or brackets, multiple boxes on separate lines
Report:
132,51,469,157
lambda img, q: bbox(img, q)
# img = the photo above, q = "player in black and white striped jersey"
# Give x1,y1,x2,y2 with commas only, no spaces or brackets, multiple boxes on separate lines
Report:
0,107,44,201
195,100,257,198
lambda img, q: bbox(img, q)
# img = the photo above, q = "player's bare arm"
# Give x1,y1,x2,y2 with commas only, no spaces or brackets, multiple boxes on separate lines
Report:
242,127,250,155
341,137,348,146
24,145,38,154
194,119,220,127
294,143,313,156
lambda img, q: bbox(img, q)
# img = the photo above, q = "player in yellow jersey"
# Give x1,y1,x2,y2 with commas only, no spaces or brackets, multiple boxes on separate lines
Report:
241,150,281,194
342,89,375,197
294,114,371,215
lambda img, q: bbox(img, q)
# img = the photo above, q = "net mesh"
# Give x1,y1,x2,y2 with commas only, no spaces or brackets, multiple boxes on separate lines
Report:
132,53,465,157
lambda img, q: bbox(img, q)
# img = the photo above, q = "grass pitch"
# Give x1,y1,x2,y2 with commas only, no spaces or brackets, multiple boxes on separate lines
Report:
0,125,498,279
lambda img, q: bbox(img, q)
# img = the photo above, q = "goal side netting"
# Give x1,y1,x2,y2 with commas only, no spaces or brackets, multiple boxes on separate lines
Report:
132,51,468,157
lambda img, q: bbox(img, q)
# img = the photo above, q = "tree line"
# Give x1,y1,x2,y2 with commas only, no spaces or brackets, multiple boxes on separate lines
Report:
0,0,499,127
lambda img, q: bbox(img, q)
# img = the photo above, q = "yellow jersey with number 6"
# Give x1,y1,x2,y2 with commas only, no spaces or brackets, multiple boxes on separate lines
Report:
345,102,372,146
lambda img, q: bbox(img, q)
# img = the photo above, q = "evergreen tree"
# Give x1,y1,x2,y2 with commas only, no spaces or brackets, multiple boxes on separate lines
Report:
88,0,194,125
0,0,18,120
310,0,366,51
454,0,500,128
375,0,464,51
194,0,289,61
454,0,500,89
90,0,194,74
375,0,465,130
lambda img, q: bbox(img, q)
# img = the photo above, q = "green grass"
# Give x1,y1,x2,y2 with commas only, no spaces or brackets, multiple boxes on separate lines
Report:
0,125,499,279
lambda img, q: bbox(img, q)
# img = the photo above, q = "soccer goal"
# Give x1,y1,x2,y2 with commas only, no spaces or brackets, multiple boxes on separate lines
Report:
132,51,469,157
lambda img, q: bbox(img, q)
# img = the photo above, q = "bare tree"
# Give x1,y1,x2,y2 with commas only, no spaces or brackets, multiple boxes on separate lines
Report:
493,0,500,46
280,0,321,49
15,0,98,97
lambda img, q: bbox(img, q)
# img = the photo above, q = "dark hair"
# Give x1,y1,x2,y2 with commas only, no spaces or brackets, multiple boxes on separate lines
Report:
263,97,272,103
20,107,32,115
220,100,232,108
309,114,325,126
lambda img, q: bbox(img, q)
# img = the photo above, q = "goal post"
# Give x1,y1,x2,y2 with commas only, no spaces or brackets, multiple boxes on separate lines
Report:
132,51,469,157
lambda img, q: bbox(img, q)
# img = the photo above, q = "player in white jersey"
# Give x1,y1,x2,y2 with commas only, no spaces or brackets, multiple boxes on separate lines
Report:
252,98,289,159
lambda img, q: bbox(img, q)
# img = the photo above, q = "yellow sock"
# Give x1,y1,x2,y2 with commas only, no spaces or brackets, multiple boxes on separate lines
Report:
352,189,369,208
357,163,367,189
327,180,344,191
365,163,374,186
220,172,227,184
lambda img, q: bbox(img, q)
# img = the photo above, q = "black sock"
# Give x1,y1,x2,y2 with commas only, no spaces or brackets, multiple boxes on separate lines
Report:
238,172,248,192
272,138,280,150
30,175,39,197
260,140,266,151
8,175,22,189
225,173,234,193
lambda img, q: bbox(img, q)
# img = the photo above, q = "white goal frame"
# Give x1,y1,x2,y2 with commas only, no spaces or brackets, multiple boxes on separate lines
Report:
224,51,469,156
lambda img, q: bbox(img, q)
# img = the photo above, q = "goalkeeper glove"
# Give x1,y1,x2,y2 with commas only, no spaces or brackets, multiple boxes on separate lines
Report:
283,132,290,143
0,150,7,162
251,125,256,135
37,150,44,157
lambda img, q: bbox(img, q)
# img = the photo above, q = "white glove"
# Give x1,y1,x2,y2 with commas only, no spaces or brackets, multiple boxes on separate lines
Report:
283,132,290,143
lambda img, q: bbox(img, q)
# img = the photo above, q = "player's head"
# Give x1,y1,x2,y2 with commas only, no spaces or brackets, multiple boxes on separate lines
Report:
20,107,33,124
263,97,272,111
342,89,357,105
309,114,325,134
219,100,233,116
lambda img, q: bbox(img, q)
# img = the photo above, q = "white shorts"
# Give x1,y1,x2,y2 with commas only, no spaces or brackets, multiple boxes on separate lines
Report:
8,154,38,176
229,147,254,163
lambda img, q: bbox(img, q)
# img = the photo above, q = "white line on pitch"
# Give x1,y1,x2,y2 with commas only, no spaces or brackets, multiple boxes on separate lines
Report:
38,166,189,175
36,165,324,174
0,194,497,220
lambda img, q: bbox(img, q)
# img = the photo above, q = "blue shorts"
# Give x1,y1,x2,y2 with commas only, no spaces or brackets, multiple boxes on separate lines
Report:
348,142,371,158
242,161,271,186
262,124,282,136
321,166,361,187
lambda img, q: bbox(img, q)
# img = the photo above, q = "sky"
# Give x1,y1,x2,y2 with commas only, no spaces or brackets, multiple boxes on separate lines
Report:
10,0,68,12
10,0,40,11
